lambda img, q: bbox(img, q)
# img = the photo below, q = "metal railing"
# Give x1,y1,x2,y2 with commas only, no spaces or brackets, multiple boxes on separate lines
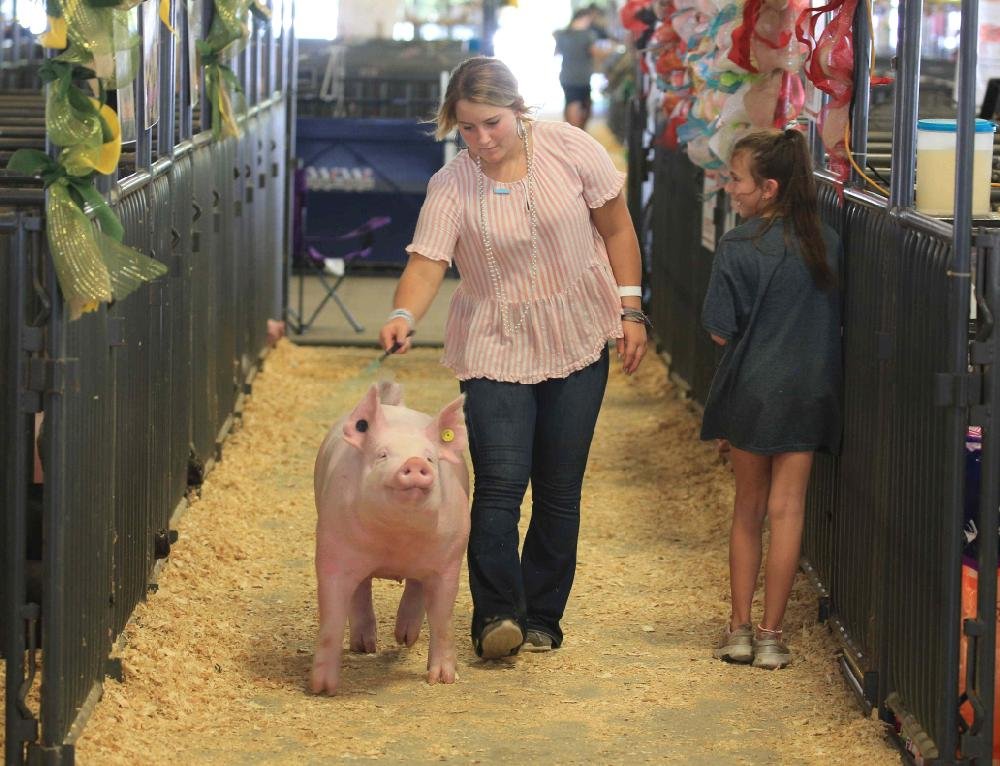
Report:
630,0,999,757
2,0,297,762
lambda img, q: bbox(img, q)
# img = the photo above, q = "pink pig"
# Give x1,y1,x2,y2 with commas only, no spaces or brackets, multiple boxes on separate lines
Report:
310,382,470,695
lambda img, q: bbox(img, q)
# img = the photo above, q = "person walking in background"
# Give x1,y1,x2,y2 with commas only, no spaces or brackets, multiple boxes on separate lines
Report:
581,3,611,42
554,8,599,130
379,57,648,661
701,128,842,670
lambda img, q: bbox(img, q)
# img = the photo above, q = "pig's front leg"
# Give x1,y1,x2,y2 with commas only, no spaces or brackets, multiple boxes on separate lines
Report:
348,577,377,653
422,569,461,684
311,566,363,696
394,578,425,647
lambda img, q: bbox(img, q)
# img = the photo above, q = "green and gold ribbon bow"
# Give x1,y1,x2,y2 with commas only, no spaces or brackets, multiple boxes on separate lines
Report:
83,0,177,36
248,0,271,23
41,0,67,48
198,44,243,138
7,150,167,320
204,0,250,55
43,0,141,86
195,0,269,138
41,60,122,176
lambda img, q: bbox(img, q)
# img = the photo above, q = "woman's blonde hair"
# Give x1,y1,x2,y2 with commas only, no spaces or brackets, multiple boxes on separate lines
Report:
434,57,529,140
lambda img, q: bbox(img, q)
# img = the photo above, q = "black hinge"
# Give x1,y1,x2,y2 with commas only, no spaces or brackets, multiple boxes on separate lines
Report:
962,731,989,761
971,340,993,366
234,199,242,217
935,370,988,425
27,357,78,397
192,230,201,253
21,326,43,353
259,172,266,189
108,316,126,347
271,162,278,178
18,389,41,413
934,371,982,408
245,186,253,204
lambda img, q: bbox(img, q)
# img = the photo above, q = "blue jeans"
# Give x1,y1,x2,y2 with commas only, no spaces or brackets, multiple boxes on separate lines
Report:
460,347,609,650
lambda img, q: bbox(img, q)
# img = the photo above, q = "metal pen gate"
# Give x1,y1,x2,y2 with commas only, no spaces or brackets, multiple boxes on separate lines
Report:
2,0,296,761
630,0,1000,755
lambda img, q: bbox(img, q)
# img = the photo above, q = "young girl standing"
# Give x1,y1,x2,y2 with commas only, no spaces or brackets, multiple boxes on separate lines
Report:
701,128,842,669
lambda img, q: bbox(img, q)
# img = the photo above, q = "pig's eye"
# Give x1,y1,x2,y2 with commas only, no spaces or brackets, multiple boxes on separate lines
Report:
375,449,389,461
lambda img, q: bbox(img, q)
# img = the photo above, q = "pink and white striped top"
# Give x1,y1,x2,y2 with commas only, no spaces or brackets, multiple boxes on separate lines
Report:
406,119,626,384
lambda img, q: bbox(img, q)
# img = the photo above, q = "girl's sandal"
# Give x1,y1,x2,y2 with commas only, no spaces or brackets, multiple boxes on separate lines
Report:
752,625,791,670
713,622,753,664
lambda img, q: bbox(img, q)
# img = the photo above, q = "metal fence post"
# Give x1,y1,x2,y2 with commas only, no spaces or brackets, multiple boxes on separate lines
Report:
850,0,871,189
38,208,69,763
4,213,40,765
158,0,177,158
888,0,921,209
946,2,982,758
178,0,193,141
965,229,1000,764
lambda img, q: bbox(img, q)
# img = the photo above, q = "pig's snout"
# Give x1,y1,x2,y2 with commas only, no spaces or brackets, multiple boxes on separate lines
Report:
393,457,435,491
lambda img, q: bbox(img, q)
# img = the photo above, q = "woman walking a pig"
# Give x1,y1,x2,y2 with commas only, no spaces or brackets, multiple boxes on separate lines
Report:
379,57,648,660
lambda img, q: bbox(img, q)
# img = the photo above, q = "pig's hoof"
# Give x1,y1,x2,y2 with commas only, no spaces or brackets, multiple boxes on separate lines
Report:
308,673,340,696
309,658,341,695
394,617,423,647
427,662,458,685
349,631,377,654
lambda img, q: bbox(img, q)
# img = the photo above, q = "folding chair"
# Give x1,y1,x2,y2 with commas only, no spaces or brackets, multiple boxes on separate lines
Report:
286,162,394,335
289,215,391,334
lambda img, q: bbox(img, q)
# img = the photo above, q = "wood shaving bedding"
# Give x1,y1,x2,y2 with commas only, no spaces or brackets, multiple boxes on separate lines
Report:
0,341,896,764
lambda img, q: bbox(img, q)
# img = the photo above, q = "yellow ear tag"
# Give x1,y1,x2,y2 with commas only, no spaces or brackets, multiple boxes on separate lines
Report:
441,428,455,443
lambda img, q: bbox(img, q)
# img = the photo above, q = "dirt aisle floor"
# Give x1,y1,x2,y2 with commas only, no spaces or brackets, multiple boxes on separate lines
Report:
69,342,897,764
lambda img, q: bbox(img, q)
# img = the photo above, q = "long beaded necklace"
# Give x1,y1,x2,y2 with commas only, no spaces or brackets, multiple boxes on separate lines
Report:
474,121,539,336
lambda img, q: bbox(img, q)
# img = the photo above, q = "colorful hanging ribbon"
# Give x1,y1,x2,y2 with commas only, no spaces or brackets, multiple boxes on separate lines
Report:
42,0,141,88
204,0,250,56
198,45,243,138
196,0,260,138
24,0,236,320
8,150,166,319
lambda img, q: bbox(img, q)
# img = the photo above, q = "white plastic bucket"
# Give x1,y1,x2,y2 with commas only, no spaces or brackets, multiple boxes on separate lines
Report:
915,118,996,217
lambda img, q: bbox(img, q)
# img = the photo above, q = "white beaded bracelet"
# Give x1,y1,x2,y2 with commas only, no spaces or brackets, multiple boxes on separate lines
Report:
617,285,642,298
387,308,415,329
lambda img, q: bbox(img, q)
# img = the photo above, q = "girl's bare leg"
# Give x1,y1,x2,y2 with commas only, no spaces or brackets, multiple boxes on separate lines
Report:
728,448,772,629
760,451,814,631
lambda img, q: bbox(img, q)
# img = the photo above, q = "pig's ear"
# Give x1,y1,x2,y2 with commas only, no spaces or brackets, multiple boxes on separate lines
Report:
377,380,403,407
428,395,467,465
343,385,381,450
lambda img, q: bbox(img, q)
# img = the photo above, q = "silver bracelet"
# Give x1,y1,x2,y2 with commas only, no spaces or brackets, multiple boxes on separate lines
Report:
387,308,415,329
621,307,652,329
